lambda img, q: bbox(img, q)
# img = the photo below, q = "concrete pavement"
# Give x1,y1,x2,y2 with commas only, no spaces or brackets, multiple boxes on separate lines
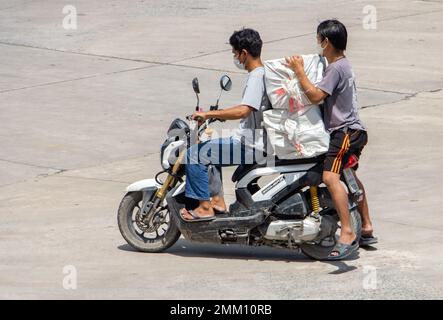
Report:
1,0,443,299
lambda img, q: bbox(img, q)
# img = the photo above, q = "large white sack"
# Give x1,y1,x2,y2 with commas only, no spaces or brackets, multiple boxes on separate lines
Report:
264,54,326,112
263,54,329,160
263,106,330,159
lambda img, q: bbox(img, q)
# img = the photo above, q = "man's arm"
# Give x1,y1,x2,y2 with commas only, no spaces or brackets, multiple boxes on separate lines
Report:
193,105,253,121
285,56,328,104
296,71,328,104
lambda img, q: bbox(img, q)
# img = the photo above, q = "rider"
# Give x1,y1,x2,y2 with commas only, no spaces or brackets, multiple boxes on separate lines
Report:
285,19,377,260
181,28,271,221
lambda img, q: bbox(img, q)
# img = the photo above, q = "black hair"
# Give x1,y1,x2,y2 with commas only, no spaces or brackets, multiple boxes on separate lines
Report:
229,28,263,58
317,19,347,51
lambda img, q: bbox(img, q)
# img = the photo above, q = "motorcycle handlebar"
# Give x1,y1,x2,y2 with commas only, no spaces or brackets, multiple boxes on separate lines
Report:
185,110,225,124
185,116,223,138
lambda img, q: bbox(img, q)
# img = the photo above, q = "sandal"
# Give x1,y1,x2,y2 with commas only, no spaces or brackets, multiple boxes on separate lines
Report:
180,208,215,223
327,240,359,261
359,234,378,247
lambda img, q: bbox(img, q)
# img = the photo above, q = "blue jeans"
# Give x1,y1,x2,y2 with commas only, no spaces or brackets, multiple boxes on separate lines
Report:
185,137,262,200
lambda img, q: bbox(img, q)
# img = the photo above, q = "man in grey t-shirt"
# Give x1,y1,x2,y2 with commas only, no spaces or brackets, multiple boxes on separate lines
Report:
316,57,365,133
234,66,271,151
285,20,377,260
181,28,269,221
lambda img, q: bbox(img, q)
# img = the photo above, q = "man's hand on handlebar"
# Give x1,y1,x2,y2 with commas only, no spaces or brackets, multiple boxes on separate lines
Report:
191,111,208,124
187,109,225,126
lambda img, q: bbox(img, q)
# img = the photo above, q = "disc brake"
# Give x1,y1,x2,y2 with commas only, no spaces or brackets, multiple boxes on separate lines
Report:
137,201,168,233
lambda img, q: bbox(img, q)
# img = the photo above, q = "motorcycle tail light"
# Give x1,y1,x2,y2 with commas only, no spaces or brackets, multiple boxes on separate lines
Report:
344,154,359,169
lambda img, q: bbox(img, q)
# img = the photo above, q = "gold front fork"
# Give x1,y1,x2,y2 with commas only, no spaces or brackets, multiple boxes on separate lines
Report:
155,150,186,201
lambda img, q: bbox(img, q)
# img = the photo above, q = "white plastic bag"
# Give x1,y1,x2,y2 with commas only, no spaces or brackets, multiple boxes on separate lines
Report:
263,54,329,159
264,54,326,112
263,107,329,159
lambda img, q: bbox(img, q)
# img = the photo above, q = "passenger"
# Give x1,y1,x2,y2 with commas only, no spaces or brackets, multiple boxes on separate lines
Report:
285,19,377,260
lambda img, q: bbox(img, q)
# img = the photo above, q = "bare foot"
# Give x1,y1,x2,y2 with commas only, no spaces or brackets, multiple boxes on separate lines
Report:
211,195,227,213
361,225,374,237
337,230,357,245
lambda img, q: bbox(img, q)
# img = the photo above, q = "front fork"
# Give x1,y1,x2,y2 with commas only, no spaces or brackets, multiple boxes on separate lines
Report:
142,150,186,224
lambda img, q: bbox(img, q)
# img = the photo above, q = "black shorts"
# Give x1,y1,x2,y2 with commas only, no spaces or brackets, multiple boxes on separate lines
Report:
324,129,368,174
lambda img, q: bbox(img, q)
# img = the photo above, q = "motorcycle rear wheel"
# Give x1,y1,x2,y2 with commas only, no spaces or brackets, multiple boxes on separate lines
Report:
117,192,181,252
300,208,362,260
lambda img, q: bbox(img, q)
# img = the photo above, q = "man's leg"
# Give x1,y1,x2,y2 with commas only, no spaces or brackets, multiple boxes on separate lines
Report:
209,137,264,213
183,137,237,219
323,130,358,257
323,171,356,246
347,130,375,240
355,174,373,236
208,165,227,212
183,142,214,218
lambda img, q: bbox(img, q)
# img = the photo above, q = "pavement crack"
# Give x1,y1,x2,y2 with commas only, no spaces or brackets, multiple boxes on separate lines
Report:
376,8,443,24
0,74,99,94
358,86,412,95
0,158,65,172
56,151,161,173
0,41,157,65
174,8,443,63
35,169,67,178
0,64,163,94
0,41,239,74
360,87,443,109
0,42,241,93
51,175,129,184
361,92,416,109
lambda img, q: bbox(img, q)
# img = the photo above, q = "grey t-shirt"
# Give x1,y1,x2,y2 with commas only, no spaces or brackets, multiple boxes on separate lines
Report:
233,66,271,151
316,57,366,133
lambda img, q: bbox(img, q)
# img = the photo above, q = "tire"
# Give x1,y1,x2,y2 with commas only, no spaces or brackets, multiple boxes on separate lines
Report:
117,192,181,253
301,208,362,260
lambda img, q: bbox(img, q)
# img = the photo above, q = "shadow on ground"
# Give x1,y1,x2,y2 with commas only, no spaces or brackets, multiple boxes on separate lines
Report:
118,238,361,274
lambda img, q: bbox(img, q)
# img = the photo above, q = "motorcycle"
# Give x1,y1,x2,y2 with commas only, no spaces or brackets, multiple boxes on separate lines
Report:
117,75,363,260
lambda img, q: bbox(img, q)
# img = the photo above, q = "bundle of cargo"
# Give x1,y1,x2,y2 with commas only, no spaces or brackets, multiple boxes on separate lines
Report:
263,54,330,160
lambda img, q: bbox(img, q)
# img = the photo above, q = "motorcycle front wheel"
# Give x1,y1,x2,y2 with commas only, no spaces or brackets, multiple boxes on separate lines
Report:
300,208,362,260
117,192,181,252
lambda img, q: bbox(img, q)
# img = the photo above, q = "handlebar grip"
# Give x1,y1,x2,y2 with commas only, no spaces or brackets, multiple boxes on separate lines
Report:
194,116,205,122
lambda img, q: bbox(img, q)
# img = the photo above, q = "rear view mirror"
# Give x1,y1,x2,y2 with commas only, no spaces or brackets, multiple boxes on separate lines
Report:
192,77,200,94
220,75,232,91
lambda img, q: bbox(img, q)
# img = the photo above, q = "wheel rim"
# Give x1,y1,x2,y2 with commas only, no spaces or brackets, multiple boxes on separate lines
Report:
127,199,171,243
301,209,361,259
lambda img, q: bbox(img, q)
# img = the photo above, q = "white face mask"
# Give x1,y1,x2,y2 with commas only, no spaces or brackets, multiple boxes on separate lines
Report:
317,40,326,56
233,55,246,70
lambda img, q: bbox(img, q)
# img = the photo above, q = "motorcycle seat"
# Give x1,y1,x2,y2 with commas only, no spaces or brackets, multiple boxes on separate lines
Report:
231,155,325,182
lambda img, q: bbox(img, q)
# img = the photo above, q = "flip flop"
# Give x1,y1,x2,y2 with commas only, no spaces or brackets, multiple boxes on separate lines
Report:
180,208,215,223
327,240,359,261
213,205,229,215
359,234,378,247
